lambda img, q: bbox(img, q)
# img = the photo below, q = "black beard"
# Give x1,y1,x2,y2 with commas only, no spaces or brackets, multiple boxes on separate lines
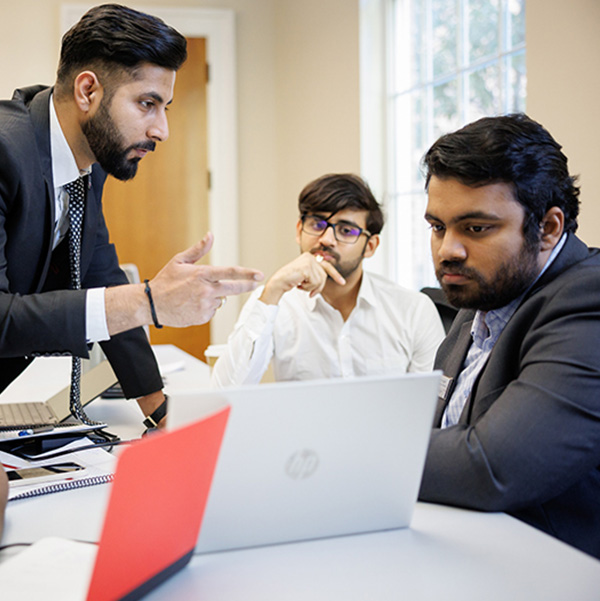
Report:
81,101,155,181
436,242,540,311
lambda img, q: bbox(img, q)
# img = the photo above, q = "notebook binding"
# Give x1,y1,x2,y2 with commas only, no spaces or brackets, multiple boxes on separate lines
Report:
9,474,114,501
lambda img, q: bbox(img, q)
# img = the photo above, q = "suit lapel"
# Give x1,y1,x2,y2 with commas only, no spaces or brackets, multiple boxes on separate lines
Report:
28,88,102,283
28,87,54,186
27,87,57,290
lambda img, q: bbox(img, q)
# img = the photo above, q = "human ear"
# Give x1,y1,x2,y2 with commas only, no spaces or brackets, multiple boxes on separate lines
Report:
363,234,380,258
295,219,303,245
73,71,103,114
539,207,565,251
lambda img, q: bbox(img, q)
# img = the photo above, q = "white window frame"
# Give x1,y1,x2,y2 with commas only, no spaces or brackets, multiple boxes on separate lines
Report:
360,0,526,290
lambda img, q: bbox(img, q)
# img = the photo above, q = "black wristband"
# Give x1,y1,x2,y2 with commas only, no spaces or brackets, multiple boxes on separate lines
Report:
143,279,163,329
143,396,169,428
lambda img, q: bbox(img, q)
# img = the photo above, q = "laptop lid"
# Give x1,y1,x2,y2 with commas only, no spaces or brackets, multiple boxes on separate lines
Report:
86,405,230,601
167,372,440,553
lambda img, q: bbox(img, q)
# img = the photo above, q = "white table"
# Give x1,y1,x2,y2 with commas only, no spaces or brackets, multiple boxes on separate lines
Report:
1,347,600,600
3,491,600,601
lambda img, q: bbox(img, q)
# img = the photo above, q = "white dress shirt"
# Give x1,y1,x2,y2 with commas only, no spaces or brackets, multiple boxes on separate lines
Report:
211,271,446,388
49,96,109,343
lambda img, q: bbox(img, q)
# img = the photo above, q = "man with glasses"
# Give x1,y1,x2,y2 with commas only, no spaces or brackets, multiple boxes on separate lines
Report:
211,173,445,387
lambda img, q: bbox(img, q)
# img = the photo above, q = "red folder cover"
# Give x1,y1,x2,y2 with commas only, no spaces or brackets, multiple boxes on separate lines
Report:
86,405,230,601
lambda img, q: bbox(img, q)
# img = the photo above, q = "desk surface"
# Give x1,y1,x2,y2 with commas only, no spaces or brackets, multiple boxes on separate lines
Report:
1,347,599,600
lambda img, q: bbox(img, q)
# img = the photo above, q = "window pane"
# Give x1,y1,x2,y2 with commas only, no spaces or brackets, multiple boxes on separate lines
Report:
382,0,526,291
432,0,458,78
393,90,427,192
394,0,428,92
391,192,436,288
411,91,428,188
506,50,527,112
509,0,526,47
433,78,459,138
468,62,500,121
468,0,500,64
410,192,436,288
394,0,419,91
411,0,428,86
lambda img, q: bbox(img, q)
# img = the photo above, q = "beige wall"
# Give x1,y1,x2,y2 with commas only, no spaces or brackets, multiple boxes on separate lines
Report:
1,0,598,279
527,0,600,247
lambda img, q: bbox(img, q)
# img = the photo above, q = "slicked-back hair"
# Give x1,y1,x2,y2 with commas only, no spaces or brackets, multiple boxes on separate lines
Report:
56,4,187,94
298,173,385,235
422,113,580,240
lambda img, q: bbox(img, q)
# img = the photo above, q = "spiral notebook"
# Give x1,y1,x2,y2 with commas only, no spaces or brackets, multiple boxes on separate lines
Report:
3,439,116,501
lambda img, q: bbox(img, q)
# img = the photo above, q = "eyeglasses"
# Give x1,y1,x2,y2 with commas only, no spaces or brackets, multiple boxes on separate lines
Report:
301,215,371,245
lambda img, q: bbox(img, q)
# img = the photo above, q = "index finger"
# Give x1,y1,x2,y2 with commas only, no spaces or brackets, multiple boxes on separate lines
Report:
214,278,265,297
202,266,264,284
319,260,346,286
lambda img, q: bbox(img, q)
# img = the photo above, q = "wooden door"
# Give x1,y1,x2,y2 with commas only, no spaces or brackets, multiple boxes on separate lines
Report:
102,38,210,360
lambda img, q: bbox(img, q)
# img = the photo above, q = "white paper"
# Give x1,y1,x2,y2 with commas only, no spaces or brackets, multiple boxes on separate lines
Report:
0,537,96,601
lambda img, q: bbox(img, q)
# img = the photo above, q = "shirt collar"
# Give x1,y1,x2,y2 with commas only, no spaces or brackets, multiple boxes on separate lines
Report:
310,270,376,312
471,296,521,350
355,271,378,308
49,94,91,188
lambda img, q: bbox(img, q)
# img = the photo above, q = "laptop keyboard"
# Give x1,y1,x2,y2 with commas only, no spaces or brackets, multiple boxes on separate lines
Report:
0,402,57,428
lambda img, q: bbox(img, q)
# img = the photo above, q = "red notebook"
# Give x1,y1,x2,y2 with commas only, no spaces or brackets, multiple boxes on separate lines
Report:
86,405,230,601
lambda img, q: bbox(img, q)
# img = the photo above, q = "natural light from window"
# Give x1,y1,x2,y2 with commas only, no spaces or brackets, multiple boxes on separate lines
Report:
380,0,526,290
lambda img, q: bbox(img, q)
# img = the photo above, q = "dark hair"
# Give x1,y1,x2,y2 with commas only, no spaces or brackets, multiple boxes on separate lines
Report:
422,113,580,238
56,4,187,91
298,173,385,235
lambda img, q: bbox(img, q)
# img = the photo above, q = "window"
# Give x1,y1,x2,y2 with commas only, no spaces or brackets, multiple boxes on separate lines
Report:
360,0,526,289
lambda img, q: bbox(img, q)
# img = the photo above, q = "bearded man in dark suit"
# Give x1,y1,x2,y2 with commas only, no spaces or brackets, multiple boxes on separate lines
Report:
419,113,600,559
0,4,262,428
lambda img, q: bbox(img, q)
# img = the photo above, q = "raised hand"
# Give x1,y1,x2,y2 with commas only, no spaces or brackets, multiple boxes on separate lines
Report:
259,251,346,306
105,233,264,334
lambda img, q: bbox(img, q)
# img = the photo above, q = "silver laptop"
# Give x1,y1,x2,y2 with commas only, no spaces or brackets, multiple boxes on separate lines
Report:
0,360,117,430
167,371,441,553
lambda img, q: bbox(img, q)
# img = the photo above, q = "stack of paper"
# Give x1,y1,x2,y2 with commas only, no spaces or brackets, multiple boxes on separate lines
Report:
1,438,116,501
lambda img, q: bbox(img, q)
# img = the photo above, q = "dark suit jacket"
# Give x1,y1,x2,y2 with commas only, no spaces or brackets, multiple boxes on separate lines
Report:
419,233,600,558
0,85,162,398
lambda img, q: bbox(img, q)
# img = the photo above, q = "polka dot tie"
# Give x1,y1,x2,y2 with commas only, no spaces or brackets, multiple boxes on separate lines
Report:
64,176,100,426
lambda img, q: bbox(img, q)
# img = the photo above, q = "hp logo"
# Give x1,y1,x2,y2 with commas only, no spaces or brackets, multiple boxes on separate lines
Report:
285,449,319,480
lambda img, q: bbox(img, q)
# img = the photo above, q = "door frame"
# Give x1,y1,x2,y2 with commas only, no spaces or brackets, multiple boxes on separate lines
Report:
61,4,239,343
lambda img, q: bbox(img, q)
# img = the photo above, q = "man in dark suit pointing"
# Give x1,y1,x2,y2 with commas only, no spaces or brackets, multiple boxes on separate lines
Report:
0,4,262,428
